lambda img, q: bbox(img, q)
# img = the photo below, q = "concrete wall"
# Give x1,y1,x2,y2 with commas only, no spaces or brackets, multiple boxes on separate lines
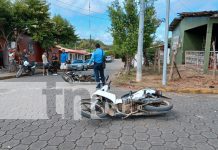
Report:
171,17,218,64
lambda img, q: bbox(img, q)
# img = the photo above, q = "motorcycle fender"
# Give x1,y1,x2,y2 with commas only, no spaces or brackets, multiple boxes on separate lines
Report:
92,90,116,103
115,99,122,104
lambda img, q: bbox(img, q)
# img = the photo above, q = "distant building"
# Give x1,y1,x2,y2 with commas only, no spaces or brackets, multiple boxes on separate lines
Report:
0,34,44,68
51,45,91,62
170,11,218,72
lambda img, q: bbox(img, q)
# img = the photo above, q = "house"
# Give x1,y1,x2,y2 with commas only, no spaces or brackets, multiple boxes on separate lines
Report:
169,11,218,73
0,37,6,68
0,34,44,68
16,34,44,63
53,45,91,62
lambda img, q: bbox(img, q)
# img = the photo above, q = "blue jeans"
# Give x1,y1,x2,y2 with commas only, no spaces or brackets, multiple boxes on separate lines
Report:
94,63,105,84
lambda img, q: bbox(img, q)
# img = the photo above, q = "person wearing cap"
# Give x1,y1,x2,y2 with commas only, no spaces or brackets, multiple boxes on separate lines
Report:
88,43,105,88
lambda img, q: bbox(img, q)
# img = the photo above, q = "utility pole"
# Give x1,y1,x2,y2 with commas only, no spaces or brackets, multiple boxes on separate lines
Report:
89,0,92,53
136,0,145,82
162,0,170,86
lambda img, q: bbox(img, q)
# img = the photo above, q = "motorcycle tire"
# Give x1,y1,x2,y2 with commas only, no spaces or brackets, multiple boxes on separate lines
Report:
16,68,23,78
81,102,108,119
143,100,173,112
62,74,74,83
31,68,35,75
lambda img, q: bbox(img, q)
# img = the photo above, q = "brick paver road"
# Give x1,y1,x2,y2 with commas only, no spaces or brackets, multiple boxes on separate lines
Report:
0,60,218,150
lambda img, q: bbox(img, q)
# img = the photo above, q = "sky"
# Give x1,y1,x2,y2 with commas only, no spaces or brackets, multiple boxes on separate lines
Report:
46,0,218,45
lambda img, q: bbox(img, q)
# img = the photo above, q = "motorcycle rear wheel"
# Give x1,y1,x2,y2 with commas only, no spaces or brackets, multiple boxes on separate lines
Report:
81,102,107,119
143,100,173,112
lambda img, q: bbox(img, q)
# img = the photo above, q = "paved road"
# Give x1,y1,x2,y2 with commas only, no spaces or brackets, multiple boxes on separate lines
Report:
0,60,218,150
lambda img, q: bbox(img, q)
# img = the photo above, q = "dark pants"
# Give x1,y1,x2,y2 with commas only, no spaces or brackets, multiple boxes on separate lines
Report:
94,63,105,84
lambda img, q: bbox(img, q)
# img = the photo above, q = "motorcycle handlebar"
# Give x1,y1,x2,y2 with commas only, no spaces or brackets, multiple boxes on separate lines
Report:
108,81,112,89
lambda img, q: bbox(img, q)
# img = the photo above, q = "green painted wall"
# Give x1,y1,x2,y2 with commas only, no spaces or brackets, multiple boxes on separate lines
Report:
171,17,218,65
183,30,205,50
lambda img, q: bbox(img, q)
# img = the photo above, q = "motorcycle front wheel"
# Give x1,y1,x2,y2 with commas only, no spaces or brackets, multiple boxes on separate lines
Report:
62,73,74,83
81,102,107,119
143,100,173,112
16,68,23,78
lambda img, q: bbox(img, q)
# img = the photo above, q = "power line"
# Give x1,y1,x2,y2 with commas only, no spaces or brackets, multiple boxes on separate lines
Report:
52,2,109,21
55,0,109,17
51,2,110,35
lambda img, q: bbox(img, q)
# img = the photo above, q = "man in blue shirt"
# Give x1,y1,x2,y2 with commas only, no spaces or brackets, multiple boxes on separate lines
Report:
60,49,68,71
88,43,105,88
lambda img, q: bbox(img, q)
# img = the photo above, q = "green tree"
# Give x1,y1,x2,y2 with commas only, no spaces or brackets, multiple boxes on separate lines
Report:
52,15,78,46
12,0,54,49
109,0,138,73
75,39,111,51
143,1,161,65
108,0,160,73
0,0,14,49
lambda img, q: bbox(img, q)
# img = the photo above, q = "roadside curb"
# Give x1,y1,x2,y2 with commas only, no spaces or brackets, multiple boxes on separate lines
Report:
158,87,218,94
0,71,43,80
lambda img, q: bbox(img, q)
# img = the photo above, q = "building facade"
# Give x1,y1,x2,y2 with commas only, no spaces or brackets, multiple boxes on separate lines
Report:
170,11,218,72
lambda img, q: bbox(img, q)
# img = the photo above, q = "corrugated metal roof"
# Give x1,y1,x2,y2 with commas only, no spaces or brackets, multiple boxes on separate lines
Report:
56,45,91,55
169,11,218,31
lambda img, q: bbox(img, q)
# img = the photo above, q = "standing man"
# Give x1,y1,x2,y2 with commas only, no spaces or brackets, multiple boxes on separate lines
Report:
88,43,105,88
51,53,58,75
42,52,49,76
60,49,68,72
8,49,16,72
22,49,30,61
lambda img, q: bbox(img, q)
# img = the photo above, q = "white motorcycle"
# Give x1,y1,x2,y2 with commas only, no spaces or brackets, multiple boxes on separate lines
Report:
81,80,173,119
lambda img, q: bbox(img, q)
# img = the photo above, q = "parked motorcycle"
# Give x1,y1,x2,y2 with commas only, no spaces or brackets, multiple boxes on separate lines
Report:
48,62,59,75
16,60,36,78
81,80,173,119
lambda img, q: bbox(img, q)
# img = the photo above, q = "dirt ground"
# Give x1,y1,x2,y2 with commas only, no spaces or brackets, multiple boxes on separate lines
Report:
113,65,218,91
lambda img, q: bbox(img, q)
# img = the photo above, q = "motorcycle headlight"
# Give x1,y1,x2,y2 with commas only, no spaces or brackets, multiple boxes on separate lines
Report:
24,61,29,66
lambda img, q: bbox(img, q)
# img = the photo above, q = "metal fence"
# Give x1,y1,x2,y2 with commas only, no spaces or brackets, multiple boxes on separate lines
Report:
185,50,218,70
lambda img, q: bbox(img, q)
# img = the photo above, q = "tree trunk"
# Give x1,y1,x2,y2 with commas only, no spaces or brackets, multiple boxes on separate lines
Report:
143,49,149,66
2,40,9,68
124,56,131,74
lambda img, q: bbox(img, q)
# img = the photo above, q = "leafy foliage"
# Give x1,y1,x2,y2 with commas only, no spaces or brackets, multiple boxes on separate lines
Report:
0,0,14,41
73,39,111,51
0,0,78,49
52,15,78,46
108,0,160,71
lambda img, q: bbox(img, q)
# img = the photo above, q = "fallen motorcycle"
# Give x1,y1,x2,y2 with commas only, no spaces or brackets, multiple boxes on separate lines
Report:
62,71,108,83
62,71,95,83
81,80,173,119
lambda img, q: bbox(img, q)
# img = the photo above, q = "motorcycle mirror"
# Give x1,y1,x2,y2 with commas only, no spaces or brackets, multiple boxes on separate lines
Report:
108,81,112,89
